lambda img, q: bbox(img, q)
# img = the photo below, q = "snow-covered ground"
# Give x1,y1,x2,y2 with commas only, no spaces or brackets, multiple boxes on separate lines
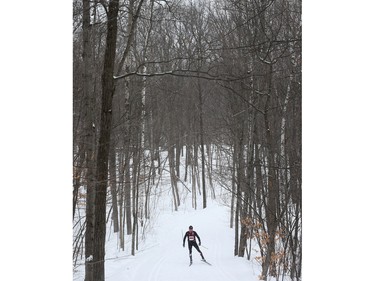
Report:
74,181,266,281
72,146,282,281
104,201,261,281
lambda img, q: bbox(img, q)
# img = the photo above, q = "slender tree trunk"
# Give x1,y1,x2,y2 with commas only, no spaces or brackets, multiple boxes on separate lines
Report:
230,147,236,229
238,150,249,258
73,177,79,219
198,78,207,208
254,138,263,220
206,144,215,198
236,127,247,257
262,64,279,280
193,137,201,194
131,150,140,255
168,146,180,211
118,159,125,250
233,141,240,256
176,140,181,178
73,150,83,219
109,142,119,233
234,181,241,256
191,144,197,209
184,144,190,182
123,81,132,236
125,149,132,235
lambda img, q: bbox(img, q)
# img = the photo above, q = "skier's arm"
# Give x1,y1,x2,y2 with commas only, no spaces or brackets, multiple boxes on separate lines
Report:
195,231,201,245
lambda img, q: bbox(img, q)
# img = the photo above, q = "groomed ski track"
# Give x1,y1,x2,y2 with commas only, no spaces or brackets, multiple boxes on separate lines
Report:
103,201,262,281
74,149,266,281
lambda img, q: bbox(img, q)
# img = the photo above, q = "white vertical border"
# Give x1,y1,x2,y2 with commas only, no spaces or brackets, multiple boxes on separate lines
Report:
304,1,375,281
1,1,71,280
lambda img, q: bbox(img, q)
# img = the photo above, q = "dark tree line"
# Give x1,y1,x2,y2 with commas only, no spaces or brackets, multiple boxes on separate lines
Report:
73,0,301,280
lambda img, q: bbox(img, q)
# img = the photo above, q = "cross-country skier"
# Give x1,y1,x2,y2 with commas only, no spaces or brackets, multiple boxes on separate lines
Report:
183,225,205,265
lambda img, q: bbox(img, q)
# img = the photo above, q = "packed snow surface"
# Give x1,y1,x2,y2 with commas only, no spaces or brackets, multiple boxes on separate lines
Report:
109,203,260,281
74,148,268,281
74,198,264,281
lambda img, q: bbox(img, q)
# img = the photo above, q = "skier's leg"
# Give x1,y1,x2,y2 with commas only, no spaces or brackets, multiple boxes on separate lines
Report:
193,242,205,260
192,242,200,253
199,250,205,260
188,243,193,263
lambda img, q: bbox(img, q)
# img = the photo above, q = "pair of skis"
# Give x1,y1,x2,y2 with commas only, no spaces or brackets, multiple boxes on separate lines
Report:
189,259,212,266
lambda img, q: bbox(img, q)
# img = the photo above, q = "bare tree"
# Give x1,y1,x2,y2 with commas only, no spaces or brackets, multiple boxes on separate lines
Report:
73,1,301,280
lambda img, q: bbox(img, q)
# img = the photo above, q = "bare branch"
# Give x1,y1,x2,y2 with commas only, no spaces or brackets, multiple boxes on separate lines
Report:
114,68,251,82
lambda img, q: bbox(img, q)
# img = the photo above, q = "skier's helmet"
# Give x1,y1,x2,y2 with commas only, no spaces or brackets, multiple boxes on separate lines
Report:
189,225,193,230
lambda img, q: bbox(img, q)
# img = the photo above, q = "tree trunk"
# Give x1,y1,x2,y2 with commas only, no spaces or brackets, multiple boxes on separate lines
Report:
230,147,236,229
118,157,125,250
175,137,180,178
125,149,132,235
109,142,119,233
168,145,180,211
73,149,84,220
184,144,190,182
206,144,215,199
233,141,240,256
236,128,247,257
82,1,96,280
123,81,132,236
198,78,207,209
261,64,279,280
92,1,120,280
131,151,139,255
72,175,80,219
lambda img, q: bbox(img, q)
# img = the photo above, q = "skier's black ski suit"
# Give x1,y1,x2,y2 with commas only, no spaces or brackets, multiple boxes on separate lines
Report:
183,227,205,263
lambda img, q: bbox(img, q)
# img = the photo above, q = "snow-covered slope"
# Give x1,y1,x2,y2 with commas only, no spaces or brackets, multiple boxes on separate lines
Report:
74,148,268,281
74,191,265,281
103,201,262,281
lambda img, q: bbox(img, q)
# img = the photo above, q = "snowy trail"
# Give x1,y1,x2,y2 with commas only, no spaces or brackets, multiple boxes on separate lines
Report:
104,201,261,281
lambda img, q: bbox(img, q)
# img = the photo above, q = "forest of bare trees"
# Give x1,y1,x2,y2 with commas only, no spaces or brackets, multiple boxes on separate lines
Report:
73,0,301,280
